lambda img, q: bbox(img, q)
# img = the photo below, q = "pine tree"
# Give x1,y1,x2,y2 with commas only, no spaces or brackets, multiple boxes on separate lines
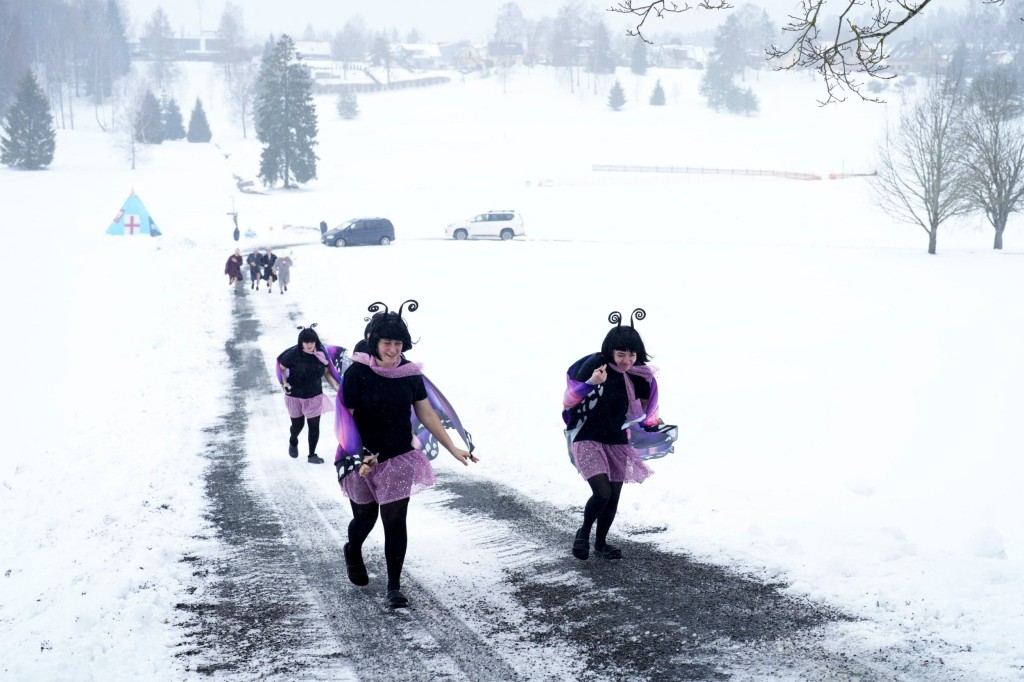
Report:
591,21,616,74
162,95,186,140
255,34,319,188
251,36,277,139
1,71,56,170
650,79,666,105
608,79,626,111
631,39,647,76
336,91,359,120
700,60,759,114
713,15,748,79
135,89,164,144
187,98,213,142
700,60,733,111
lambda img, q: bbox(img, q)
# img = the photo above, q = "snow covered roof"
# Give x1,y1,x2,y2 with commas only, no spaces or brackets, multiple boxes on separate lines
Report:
398,43,442,58
295,41,331,60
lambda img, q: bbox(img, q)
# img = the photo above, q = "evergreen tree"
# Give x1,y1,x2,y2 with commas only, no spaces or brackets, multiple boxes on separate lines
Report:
608,79,626,111
162,95,186,140
336,90,359,119
1,70,56,170
186,97,212,142
700,60,734,111
251,36,277,139
631,38,647,76
700,59,759,114
255,34,319,188
713,15,747,78
144,7,177,91
591,21,616,74
650,79,666,105
135,89,164,144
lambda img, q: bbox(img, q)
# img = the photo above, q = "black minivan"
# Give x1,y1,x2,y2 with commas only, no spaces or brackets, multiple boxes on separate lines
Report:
322,217,395,247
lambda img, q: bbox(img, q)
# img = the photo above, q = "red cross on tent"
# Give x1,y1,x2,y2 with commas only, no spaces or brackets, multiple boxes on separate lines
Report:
106,192,162,237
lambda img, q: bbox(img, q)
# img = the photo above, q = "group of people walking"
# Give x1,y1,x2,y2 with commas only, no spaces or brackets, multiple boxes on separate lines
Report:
272,300,671,610
224,246,293,294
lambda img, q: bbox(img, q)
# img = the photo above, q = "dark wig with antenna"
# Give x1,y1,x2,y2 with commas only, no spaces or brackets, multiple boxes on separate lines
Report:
364,300,417,359
296,323,324,350
600,309,651,365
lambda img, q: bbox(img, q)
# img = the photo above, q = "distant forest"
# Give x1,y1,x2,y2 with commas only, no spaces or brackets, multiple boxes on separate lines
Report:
4,0,1024,122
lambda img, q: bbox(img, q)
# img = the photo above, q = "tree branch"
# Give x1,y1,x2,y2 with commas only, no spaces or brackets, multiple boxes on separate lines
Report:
610,0,1007,105
608,1,734,44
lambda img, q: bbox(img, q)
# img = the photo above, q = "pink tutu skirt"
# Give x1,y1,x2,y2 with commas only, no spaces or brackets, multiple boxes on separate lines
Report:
572,440,652,484
284,393,334,419
341,449,435,505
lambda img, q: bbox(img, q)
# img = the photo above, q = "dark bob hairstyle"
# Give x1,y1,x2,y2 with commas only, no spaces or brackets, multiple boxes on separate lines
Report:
366,312,414,359
600,326,651,365
297,326,323,349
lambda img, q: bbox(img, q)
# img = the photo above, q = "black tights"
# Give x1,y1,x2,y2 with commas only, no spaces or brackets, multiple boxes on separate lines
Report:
289,415,321,456
348,497,410,592
582,474,623,550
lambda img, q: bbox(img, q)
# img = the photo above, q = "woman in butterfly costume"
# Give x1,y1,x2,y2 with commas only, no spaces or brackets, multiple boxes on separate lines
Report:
275,324,343,464
334,300,477,609
562,309,676,561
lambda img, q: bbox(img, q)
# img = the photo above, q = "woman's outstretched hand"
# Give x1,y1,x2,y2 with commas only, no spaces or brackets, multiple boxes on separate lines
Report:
451,448,478,466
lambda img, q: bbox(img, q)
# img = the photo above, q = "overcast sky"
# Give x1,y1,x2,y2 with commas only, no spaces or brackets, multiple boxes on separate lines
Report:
120,0,790,43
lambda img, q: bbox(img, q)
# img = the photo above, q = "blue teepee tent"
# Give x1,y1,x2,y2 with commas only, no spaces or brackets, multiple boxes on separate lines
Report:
106,192,162,236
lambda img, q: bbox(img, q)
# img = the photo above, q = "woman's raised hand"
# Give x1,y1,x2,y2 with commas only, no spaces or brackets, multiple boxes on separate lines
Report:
588,364,608,385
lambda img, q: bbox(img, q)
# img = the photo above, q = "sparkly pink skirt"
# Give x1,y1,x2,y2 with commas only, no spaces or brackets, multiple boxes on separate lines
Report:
572,440,652,484
284,393,333,419
341,449,435,505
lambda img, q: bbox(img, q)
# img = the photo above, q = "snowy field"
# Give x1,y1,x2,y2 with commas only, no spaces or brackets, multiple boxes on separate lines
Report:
1,62,1023,680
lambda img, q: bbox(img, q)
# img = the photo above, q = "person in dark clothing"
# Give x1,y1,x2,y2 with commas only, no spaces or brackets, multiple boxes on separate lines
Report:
224,248,243,288
246,247,262,290
564,310,663,562
260,247,278,295
320,220,328,236
277,327,341,464
337,300,477,609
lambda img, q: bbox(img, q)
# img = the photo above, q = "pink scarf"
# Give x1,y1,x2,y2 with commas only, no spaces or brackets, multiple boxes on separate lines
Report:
303,348,329,365
607,363,656,424
351,351,423,378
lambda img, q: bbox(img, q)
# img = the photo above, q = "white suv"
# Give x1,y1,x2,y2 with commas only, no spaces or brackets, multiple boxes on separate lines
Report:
445,210,524,241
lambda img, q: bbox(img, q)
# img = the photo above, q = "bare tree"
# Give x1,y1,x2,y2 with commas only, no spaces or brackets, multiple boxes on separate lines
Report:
217,1,247,83
333,15,369,71
609,0,1008,104
872,76,971,255
227,60,257,139
494,2,527,93
109,74,151,170
524,17,552,68
960,71,1024,250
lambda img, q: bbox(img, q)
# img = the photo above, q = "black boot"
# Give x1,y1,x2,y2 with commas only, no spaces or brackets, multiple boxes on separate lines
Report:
344,543,369,586
572,527,590,560
386,589,409,609
593,543,622,560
